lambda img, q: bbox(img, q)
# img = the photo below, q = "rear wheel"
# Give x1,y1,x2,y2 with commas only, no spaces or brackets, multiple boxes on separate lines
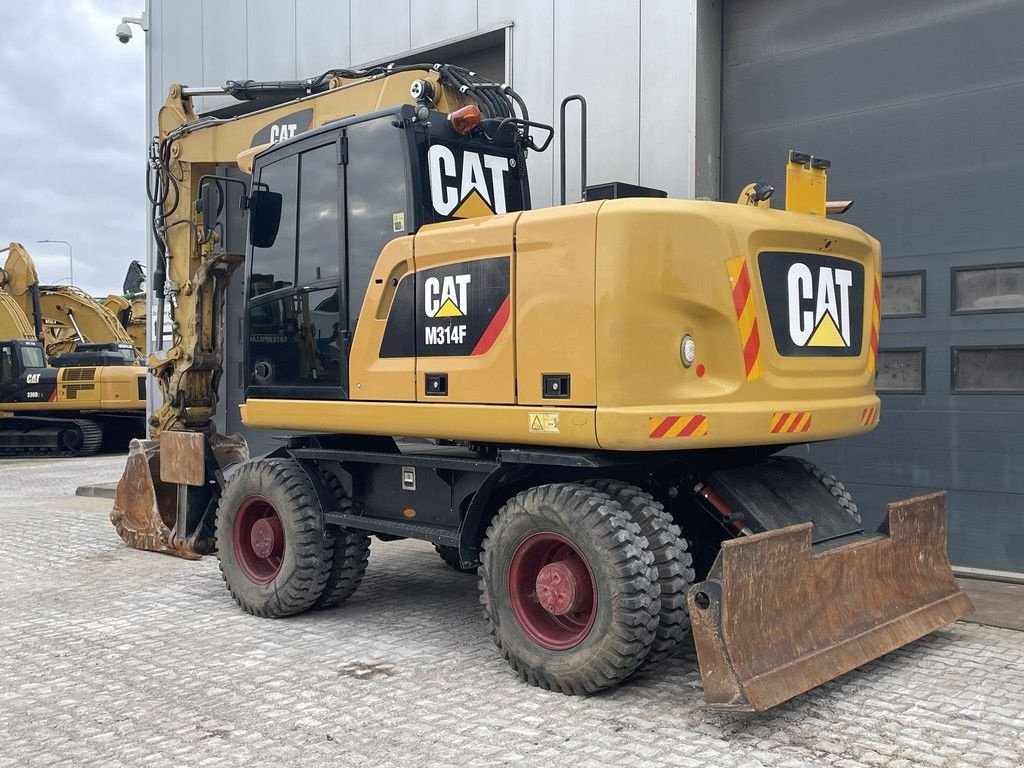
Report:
583,479,695,665
313,476,371,610
774,456,860,523
479,483,659,694
435,545,477,574
216,458,332,617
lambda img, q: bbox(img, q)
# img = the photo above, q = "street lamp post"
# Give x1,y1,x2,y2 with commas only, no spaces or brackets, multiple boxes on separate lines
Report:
36,239,73,286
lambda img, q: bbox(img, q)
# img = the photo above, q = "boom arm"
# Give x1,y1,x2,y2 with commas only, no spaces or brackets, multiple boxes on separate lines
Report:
0,290,35,341
36,286,138,358
0,242,43,340
148,63,521,435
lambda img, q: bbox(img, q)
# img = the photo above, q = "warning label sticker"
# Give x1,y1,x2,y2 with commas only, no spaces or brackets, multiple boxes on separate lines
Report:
528,412,560,434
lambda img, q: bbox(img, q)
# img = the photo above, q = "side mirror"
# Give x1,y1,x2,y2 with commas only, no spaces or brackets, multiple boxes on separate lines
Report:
195,181,222,240
249,188,283,249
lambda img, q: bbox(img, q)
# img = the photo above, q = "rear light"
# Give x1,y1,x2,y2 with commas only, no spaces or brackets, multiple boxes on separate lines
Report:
680,334,697,367
448,104,482,135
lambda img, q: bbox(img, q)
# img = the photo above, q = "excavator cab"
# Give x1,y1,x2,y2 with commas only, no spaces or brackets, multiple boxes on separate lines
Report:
0,340,48,400
242,102,536,400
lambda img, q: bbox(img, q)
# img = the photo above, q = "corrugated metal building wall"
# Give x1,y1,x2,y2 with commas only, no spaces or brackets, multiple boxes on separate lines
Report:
720,0,1024,573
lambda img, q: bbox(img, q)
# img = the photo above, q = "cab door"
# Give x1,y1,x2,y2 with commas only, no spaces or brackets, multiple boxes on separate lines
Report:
0,344,16,402
345,114,417,402
246,134,347,400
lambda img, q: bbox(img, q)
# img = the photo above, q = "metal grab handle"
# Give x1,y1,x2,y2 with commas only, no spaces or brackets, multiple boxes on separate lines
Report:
559,94,588,204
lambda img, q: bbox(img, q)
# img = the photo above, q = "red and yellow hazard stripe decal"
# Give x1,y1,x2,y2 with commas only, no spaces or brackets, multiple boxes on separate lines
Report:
770,411,812,434
725,256,765,381
648,414,709,439
868,274,880,373
861,406,879,427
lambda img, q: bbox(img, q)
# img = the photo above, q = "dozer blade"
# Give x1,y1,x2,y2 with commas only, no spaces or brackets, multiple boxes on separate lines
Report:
110,434,248,559
687,492,974,712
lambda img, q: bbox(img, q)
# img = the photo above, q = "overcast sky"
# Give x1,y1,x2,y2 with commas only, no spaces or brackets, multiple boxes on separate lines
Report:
0,1,145,297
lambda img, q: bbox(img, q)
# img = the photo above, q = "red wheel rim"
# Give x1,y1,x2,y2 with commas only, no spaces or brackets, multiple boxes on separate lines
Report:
508,532,597,650
232,495,285,584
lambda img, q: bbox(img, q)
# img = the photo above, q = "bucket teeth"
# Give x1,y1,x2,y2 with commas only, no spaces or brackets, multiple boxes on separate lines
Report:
688,491,974,712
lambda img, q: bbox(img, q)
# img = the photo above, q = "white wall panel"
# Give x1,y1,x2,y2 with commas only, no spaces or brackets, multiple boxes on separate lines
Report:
553,0,641,198
410,0,477,49
640,0,695,199
478,0,556,206
296,0,352,77
246,0,297,80
200,0,248,112
157,0,204,91
351,0,411,64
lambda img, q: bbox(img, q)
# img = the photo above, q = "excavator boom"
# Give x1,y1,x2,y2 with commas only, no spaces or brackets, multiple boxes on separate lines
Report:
36,285,139,359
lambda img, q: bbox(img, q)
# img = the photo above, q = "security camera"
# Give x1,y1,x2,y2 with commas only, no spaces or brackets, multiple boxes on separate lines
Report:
115,22,133,43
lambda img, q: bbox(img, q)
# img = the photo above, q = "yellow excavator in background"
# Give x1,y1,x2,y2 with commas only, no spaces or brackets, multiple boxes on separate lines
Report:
2,242,140,363
0,243,146,455
110,63,971,712
103,260,148,356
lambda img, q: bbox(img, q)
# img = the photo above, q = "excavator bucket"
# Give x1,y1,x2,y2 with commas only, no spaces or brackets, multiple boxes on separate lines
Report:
688,492,974,712
110,433,248,560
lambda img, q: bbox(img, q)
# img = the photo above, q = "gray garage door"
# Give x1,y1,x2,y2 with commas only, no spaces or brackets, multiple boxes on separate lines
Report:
722,0,1024,572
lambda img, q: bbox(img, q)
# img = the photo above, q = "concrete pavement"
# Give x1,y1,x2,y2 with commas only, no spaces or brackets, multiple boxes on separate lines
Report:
2,454,1022,767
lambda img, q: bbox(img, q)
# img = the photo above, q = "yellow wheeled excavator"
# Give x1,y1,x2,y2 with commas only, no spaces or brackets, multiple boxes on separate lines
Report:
0,243,147,455
111,64,972,711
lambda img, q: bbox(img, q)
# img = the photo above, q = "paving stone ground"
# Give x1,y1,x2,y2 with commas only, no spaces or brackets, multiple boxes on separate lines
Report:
1,454,1023,767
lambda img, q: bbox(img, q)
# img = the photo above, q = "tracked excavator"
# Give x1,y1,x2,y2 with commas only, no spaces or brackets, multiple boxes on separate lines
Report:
2,242,141,362
111,64,972,711
0,243,146,455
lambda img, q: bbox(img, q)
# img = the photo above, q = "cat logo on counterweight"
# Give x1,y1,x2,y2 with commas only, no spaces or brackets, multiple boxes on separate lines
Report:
758,251,864,357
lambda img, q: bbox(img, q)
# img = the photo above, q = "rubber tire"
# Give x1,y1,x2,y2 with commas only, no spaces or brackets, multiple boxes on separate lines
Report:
216,458,332,618
313,475,371,610
583,479,695,665
774,456,861,523
479,483,660,694
436,545,477,574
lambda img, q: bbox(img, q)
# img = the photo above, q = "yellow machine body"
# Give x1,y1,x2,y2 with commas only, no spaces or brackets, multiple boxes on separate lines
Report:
1,364,146,415
241,198,881,451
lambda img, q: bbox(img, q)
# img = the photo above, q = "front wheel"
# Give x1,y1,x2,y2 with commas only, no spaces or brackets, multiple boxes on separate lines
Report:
216,458,333,617
479,483,659,694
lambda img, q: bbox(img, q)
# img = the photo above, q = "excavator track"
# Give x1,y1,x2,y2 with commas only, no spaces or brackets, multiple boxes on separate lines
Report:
0,417,103,458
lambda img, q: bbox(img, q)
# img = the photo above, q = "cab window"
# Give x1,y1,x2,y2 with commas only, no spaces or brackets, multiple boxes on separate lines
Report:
250,154,298,298
345,117,410,327
19,345,45,369
0,346,13,382
247,287,341,390
296,143,341,286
